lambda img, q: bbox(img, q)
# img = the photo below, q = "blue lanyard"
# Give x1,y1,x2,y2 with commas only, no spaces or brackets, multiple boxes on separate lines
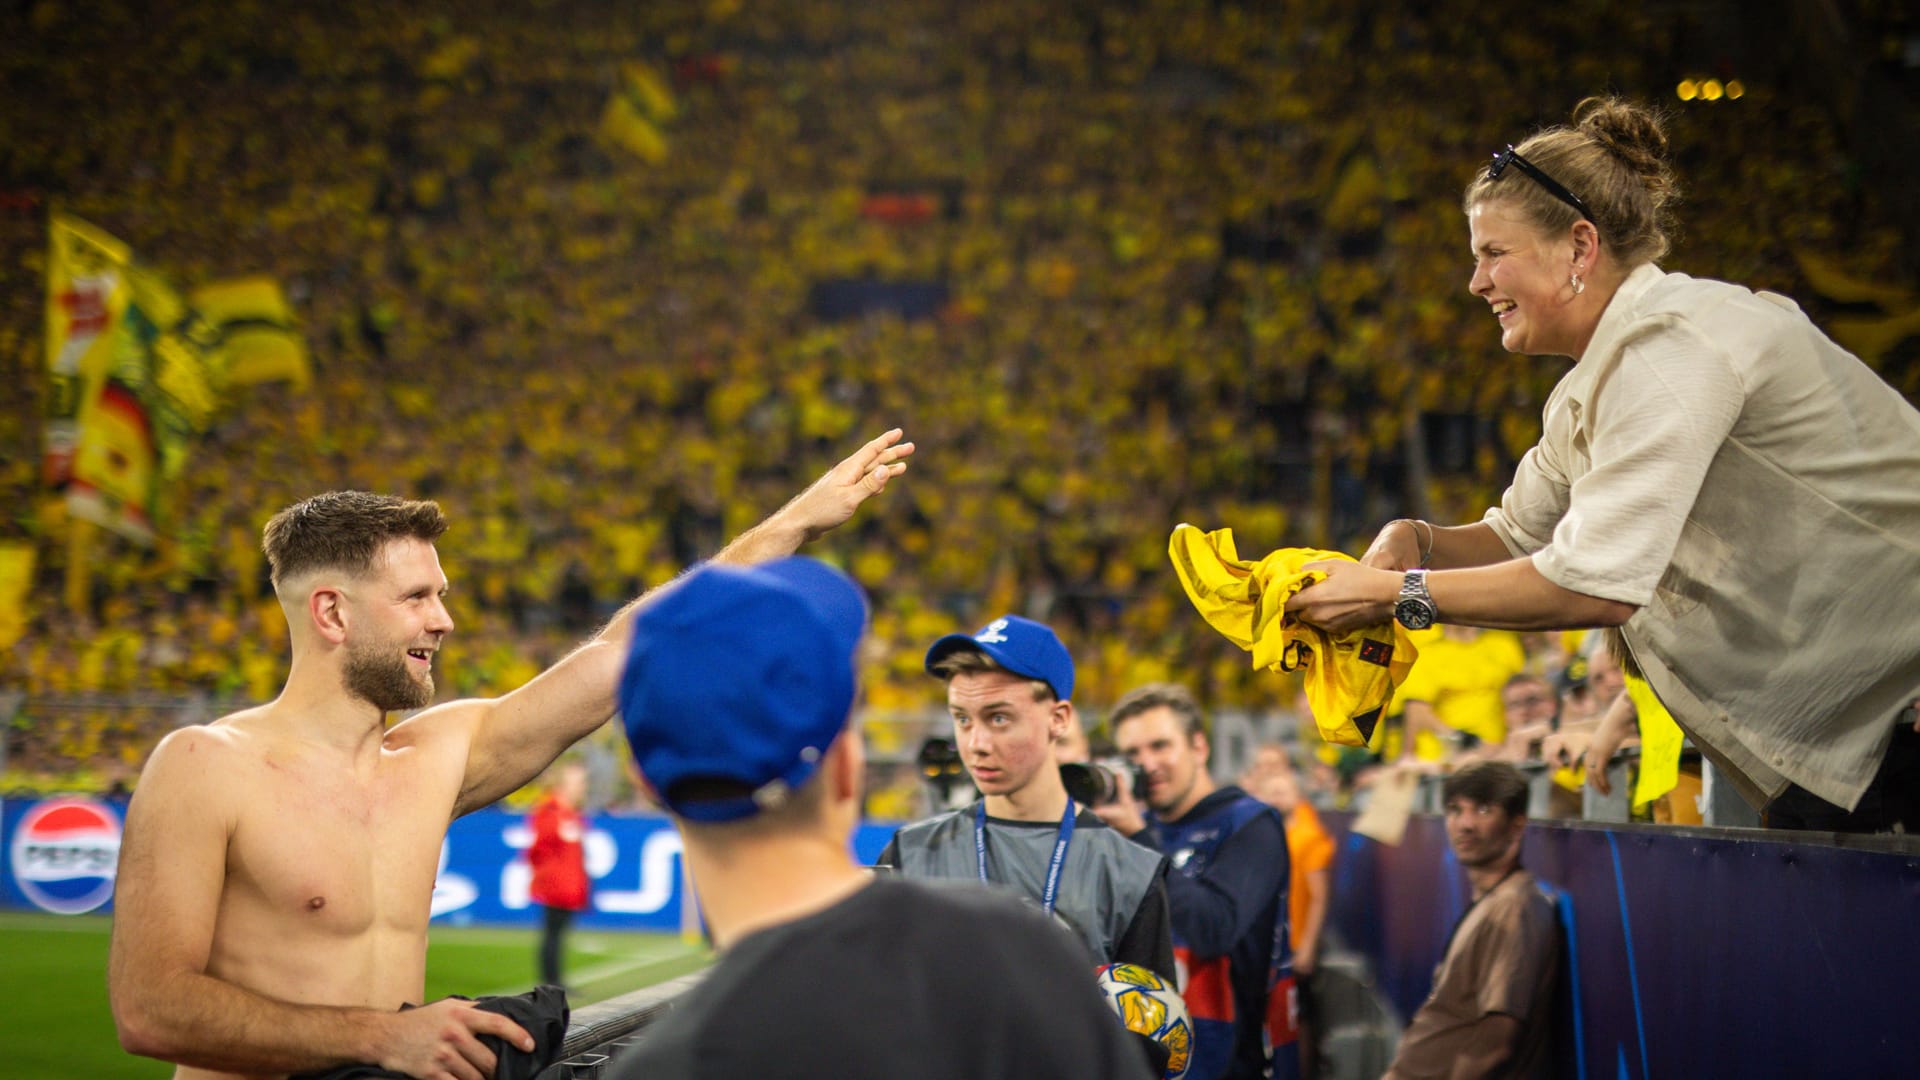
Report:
974,800,1076,916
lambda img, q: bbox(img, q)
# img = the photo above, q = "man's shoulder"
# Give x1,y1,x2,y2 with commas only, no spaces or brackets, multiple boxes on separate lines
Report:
1073,814,1170,877
610,879,1113,1080
383,697,491,751
139,721,255,787
1471,870,1561,943
1169,786,1285,836
875,874,1072,928
798,878,1110,992
1509,871,1562,920
1496,868,1554,902
889,805,972,842
694,878,1082,995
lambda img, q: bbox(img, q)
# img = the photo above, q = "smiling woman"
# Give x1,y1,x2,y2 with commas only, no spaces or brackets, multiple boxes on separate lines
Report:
1464,104,1675,360
1285,97,1920,835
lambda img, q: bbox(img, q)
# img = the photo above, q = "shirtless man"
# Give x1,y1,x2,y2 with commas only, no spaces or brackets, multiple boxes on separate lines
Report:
107,429,913,1080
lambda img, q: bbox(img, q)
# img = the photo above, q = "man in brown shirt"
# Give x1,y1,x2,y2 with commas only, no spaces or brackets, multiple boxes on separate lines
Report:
1384,763,1560,1080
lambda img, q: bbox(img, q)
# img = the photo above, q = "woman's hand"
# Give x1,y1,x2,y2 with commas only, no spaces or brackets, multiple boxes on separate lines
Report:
1361,519,1426,572
1286,561,1401,634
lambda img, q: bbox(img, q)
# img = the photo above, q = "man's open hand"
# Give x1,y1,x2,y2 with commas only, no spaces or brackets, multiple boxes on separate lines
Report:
786,428,915,541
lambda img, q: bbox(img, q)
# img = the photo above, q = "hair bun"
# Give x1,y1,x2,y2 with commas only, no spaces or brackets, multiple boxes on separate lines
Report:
1573,96,1677,206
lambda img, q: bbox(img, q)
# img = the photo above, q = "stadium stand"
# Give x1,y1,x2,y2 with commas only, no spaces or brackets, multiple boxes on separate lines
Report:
0,0,1915,812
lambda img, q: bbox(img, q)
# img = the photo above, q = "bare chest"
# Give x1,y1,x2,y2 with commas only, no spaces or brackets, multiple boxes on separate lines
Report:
221,749,457,936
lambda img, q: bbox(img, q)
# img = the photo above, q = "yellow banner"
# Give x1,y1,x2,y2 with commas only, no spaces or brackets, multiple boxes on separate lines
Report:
66,379,161,543
45,216,310,543
1628,675,1684,808
0,542,34,650
190,276,311,391
43,213,133,490
601,61,676,163
66,265,191,543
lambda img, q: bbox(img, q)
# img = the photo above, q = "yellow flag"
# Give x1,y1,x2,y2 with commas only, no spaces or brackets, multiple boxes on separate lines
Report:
43,213,134,490
600,62,675,163
1828,308,1920,369
66,265,194,543
420,35,482,81
620,61,677,122
66,380,160,543
1792,248,1914,310
190,277,311,390
1627,675,1684,808
45,217,307,544
0,542,35,650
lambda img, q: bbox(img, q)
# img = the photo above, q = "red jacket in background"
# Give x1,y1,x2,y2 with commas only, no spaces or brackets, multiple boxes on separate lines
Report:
526,794,591,911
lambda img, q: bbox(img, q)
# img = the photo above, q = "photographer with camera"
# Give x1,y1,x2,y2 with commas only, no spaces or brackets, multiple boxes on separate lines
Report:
877,615,1176,984
1095,684,1298,1080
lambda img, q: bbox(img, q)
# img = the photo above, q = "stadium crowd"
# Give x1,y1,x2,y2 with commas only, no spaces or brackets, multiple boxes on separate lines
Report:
1,0,1913,807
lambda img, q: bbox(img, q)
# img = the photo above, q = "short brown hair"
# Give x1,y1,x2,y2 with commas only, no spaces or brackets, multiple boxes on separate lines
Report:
1464,96,1680,268
673,770,833,841
1443,762,1530,819
928,648,1054,703
263,491,448,591
1109,683,1207,739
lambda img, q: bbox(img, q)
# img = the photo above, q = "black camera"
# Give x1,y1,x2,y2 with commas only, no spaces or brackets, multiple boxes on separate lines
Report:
1059,757,1149,807
916,736,975,810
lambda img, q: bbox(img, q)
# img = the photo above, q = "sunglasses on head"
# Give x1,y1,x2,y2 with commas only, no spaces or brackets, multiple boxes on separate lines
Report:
1490,145,1595,227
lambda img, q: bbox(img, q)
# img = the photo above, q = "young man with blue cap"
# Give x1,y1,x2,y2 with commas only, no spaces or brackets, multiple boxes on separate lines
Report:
608,562,1152,1080
877,615,1176,983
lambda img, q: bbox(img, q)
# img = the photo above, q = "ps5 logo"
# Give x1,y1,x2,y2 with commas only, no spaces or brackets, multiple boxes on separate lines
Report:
976,618,1010,644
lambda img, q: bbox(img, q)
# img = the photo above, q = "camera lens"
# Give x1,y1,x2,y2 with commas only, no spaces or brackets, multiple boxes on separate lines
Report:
1059,762,1112,806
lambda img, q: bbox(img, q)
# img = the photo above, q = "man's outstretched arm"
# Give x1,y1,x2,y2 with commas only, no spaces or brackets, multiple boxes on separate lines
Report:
446,427,914,815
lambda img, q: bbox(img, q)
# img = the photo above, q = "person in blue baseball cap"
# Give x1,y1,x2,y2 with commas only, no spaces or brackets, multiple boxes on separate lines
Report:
876,615,1176,986
620,556,871,823
610,566,1155,1080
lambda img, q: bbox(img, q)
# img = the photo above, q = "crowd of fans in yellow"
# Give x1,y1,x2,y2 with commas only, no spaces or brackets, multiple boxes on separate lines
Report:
1,0,1912,797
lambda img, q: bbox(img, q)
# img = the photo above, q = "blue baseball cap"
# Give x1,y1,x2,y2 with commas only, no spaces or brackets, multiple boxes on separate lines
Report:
619,557,869,824
924,614,1075,700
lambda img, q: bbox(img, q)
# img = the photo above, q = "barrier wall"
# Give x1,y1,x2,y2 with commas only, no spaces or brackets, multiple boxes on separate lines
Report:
1324,811,1920,1078
16,791,1916,1074
0,796,901,929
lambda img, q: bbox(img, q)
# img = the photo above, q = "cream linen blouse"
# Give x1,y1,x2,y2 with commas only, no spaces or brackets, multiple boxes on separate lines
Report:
1484,263,1920,810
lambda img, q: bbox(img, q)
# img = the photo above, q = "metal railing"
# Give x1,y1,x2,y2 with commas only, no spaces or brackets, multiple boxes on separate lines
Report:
1396,749,1761,828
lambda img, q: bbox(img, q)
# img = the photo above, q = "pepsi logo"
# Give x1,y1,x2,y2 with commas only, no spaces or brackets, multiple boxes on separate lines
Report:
10,798,123,914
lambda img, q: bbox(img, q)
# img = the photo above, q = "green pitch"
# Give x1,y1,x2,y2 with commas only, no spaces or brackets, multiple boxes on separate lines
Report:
0,911,712,1080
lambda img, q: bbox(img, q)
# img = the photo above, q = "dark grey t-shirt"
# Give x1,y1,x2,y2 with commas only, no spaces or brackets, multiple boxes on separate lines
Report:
606,877,1154,1080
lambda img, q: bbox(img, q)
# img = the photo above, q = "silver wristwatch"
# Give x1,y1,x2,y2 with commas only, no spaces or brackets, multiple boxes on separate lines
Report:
1394,569,1437,631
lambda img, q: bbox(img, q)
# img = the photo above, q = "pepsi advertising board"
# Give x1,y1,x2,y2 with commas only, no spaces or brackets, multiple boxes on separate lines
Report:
2,797,901,926
3,797,126,915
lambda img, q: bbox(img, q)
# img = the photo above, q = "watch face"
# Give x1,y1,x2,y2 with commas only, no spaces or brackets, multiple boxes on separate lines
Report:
1394,598,1435,631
